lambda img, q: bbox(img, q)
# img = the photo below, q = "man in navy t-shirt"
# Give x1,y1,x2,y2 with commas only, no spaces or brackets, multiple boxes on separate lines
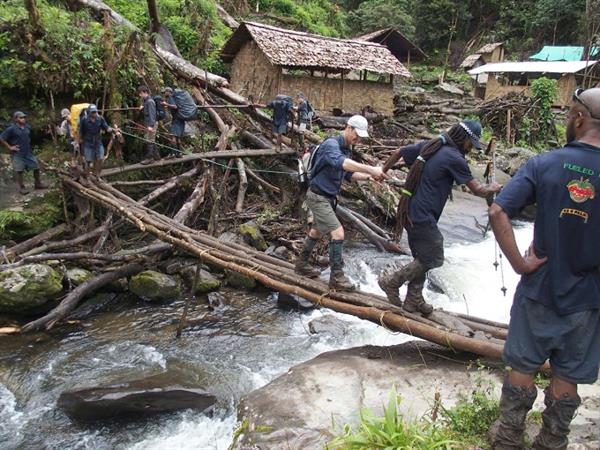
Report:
267,96,293,151
379,120,501,314
0,111,47,195
488,88,600,449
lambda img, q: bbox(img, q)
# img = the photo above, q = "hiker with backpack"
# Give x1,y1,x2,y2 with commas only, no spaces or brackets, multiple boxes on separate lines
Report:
267,95,294,151
138,85,160,163
294,115,388,291
161,86,184,156
77,104,114,176
295,92,314,151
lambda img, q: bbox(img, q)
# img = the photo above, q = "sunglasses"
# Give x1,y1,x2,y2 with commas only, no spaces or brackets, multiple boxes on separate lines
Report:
573,88,600,120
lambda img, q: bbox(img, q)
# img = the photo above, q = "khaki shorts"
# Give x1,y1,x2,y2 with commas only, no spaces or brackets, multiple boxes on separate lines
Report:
305,189,341,234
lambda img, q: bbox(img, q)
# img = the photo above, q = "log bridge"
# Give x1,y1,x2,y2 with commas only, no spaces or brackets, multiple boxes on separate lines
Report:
12,166,508,361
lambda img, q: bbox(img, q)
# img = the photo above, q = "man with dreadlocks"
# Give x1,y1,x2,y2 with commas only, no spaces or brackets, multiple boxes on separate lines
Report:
378,120,502,314
488,88,600,449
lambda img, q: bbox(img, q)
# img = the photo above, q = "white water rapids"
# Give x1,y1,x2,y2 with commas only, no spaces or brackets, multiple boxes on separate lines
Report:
0,223,533,450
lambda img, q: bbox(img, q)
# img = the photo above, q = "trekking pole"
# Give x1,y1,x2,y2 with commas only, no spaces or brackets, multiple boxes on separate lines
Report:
487,137,507,296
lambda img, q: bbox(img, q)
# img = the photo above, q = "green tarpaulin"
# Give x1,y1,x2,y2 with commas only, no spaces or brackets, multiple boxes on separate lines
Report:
530,46,599,62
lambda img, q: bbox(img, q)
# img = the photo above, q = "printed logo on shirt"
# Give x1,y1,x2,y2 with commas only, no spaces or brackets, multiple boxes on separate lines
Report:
567,177,595,203
560,208,589,223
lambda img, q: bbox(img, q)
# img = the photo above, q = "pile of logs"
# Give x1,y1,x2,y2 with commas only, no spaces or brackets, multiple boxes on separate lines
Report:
0,0,515,362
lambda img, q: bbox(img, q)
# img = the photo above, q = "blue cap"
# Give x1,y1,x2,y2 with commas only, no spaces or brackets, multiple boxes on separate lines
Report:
13,111,26,119
88,104,98,113
460,120,482,150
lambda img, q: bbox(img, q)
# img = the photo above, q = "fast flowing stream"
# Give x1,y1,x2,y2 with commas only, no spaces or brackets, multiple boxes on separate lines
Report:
0,223,533,450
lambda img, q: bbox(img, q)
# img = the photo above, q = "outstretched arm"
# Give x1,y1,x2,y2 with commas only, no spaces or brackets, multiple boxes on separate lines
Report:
489,203,546,274
342,158,388,181
467,179,502,198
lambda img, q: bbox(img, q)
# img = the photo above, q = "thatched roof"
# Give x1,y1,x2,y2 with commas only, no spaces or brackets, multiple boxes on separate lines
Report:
355,28,426,62
476,42,503,54
460,53,484,68
221,22,411,77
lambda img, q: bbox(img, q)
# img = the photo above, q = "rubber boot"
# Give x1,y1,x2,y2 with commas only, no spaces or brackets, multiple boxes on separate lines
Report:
294,236,321,278
533,388,581,450
15,171,29,195
403,274,434,315
141,144,159,164
328,239,355,292
377,260,423,306
33,169,48,189
489,380,537,450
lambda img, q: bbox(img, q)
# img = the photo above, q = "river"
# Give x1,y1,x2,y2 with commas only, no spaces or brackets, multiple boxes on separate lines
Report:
0,223,533,450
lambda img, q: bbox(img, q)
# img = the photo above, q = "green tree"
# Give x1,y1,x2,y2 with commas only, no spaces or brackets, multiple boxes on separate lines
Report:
346,0,414,37
414,0,469,51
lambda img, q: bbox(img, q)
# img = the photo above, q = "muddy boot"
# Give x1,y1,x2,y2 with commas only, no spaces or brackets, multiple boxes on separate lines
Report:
489,380,537,450
33,170,48,190
15,172,29,195
403,278,433,315
328,239,355,292
533,388,580,450
294,236,321,278
378,260,423,306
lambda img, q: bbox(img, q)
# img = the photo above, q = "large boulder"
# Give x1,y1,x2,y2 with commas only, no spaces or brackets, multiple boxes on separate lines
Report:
308,315,349,339
0,264,63,313
66,268,92,287
239,220,268,251
497,147,536,176
225,270,257,290
129,270,181,301
190,269,221,294
58,371,216,422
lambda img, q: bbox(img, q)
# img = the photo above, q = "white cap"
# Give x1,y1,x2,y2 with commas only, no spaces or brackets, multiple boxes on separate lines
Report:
61,108,70,118
347,115,369,137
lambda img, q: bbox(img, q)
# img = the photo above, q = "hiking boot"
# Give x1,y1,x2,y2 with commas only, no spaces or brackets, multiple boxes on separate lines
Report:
377,268,407,306
533,389,580,450
34,182,48,190
329,270,355,292
19,186,30,195
403,277,433,315
294,259,321,278
140,159,153,165
489,380,537,449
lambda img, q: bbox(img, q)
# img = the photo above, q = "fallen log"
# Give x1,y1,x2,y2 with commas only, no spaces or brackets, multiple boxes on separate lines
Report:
100,148,295,177
4,223,67,259
0,251,137,271
21,263,144,332
20,226,106,258
235,158,248,212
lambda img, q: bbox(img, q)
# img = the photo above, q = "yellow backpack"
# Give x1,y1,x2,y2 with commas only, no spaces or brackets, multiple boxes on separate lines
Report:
69,103,91,140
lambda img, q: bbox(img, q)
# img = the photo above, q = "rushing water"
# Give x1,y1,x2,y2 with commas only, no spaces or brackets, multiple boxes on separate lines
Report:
0,223,533,450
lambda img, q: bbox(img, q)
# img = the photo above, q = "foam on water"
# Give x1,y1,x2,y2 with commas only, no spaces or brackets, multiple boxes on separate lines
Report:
0,384,23,446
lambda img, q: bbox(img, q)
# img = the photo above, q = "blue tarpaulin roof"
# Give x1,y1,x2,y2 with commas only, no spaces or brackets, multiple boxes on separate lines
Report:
530,46,599,61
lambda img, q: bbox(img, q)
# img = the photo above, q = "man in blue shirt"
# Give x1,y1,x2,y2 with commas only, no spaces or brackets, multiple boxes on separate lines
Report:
488,88,600,449
295,93,312,150
78,104,113,176
0,111,47,195
138,85,159,163
295,115,388,291
378,121,501,314
267,95,293,151
162,87,184,156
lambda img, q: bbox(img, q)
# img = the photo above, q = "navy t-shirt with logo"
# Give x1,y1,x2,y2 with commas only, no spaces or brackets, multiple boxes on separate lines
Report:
401,141,474,225
494,141,600,315
0,124,33,158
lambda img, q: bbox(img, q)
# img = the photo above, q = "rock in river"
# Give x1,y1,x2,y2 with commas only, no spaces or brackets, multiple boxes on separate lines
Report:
58,372,216,422
129,270,181,301
0,264,63,313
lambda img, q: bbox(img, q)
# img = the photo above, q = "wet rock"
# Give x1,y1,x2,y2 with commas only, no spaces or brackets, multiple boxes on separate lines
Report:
234,342,500,450
218,231,245,246
68,293,119,320
58,371,216,422
239,220,268,251
66,268,92,287
106,277,128,293
129,270,181,301
265,245,290,261
274,292,315,311
207,292,225,310
308,315,348,339
191,270,221,294
496,147,536,176
0,264,63,313
225,271,256,290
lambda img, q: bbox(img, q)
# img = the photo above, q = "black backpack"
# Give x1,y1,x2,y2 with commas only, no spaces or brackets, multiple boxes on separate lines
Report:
153,95,166,121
